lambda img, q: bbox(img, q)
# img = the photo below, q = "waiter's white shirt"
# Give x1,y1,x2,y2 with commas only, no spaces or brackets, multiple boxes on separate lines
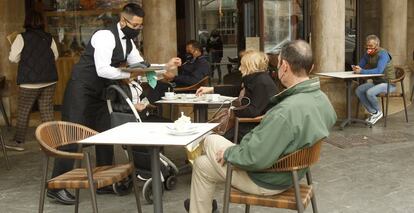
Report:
91,23,144,80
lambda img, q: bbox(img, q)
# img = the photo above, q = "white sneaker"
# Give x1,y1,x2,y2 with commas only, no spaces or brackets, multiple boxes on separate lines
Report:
369,111,383,125
365,112,375,122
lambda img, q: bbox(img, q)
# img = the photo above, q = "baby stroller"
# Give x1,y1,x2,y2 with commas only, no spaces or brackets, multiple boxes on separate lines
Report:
106,84,179,204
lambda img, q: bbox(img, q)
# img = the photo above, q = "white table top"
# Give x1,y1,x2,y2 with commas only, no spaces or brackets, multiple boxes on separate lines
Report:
316,71,383,79
79,122,219,146
156,95,237,105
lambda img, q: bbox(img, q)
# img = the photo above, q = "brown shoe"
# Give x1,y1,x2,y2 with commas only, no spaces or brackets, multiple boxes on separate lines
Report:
5,141,24,151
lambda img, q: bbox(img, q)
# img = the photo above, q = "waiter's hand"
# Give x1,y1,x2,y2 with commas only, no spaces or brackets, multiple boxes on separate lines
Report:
166,57,182,72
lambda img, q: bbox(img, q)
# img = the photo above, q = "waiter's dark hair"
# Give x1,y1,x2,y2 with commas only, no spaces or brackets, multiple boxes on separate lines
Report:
280,40,313,75
122,3,145,17
24,10,45,30
186,40,203,53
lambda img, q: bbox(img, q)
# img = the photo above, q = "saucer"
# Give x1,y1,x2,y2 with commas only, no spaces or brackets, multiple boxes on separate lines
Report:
162,96,178,100
166,125,198,136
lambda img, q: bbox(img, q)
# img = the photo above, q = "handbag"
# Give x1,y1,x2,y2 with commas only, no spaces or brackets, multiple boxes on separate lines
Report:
106,85,142,128
209,88,250,135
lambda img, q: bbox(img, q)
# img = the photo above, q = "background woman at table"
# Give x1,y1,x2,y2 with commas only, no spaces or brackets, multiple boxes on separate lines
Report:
353,35,395,125
196,50,278,142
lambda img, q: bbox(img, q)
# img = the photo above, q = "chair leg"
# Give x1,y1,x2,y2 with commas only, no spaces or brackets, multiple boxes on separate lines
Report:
306,171,319,213
245,204,250,213
0,130,10,170
223,164,234,213
0,98,10,128
85,153,98,213
403,96,409,122
38,155,49,213
233,119,239,144
127,146,143,213
384,96,389,127
381,97,384,115
355,99,360,119
75,189,80,213
292,170,304,213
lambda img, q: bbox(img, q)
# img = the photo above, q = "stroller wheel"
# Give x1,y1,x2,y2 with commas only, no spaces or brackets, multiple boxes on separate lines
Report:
143,178,164,204
113,176,133,196
164,175,177,190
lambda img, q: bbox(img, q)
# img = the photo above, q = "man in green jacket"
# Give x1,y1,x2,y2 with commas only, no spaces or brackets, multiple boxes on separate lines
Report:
186,40,337,213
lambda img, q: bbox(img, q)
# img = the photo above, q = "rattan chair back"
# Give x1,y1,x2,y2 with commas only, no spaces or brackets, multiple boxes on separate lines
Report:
35,121,97,159
266,140,323,172
173,76,210,92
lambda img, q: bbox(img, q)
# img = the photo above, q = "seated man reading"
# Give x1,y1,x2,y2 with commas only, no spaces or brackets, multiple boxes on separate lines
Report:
163,40,210,88
185,40,337,213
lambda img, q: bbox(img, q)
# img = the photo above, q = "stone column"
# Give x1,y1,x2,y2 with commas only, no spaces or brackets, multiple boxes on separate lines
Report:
311,0,346,118
142,1,177,65
381,0,407,66
0,0,25,125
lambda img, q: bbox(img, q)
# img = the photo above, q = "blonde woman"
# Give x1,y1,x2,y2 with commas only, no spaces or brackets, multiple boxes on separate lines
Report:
196,50,278,141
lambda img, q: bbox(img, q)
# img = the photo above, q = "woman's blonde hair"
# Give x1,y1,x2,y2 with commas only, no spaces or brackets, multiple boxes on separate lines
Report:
239,50,269,76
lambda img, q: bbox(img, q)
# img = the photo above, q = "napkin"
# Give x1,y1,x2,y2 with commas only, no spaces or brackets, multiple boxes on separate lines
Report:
146,71,157,89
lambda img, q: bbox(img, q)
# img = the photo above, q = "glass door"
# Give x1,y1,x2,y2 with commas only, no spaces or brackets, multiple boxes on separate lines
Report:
261,0,305,53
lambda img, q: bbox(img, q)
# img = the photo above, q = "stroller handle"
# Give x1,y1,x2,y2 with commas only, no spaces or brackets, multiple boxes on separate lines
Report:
106,84,142,123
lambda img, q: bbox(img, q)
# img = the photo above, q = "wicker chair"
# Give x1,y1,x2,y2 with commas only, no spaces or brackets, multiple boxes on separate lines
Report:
377,67,408,127
223,139,323,213
173,76,210,93
233,115,264,144
36,121,142,213
0,128,9,169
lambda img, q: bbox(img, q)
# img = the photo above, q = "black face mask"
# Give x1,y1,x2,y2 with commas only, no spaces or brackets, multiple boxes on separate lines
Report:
122,26,140,39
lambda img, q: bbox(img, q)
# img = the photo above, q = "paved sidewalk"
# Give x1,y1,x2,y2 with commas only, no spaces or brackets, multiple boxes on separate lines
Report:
1,106,414,213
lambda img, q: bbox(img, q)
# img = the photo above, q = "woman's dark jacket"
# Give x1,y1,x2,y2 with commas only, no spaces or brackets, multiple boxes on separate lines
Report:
214,72,278,141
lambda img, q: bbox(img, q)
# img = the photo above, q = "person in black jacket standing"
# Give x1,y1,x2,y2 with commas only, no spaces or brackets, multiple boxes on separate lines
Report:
48,3,181,204
8,11,58,151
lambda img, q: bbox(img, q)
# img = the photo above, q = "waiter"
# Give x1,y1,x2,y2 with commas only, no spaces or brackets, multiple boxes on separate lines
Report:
47,3,181,205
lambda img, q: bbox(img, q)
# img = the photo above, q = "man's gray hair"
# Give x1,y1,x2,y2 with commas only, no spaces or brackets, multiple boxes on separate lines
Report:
280,40,313,75
366,34,380,46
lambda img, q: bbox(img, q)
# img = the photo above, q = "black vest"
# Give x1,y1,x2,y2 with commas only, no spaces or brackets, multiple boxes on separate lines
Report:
17,29,58,85
71,24,133,94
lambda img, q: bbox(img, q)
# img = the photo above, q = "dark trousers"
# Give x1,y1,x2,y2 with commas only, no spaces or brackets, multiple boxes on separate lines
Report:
52,80,112,178
14,84,56,143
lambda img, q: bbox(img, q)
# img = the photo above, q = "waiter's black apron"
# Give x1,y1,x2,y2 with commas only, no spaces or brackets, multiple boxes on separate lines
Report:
61,25,132,132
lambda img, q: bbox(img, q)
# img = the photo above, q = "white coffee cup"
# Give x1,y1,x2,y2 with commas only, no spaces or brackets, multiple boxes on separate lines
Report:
211,94,220,102
165,92,175,98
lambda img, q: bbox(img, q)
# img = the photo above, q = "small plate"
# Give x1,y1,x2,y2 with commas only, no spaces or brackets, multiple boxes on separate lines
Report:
184,94,197,99
162,96,178,100
166,125,198,136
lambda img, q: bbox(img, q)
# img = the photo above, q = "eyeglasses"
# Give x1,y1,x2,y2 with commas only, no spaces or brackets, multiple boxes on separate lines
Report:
123,17,144,30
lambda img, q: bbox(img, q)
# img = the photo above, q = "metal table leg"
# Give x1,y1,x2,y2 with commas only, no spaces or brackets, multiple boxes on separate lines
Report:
340,80,353,129
340,79,372,130
151,147,163,213
194,105,208,123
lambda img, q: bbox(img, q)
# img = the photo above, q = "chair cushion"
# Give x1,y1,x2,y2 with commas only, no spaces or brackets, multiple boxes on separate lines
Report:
377,92,403,97
47,163,133,189
230,184,313,210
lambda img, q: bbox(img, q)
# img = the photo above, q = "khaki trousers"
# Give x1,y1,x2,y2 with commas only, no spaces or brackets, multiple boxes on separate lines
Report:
190,134,283,213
